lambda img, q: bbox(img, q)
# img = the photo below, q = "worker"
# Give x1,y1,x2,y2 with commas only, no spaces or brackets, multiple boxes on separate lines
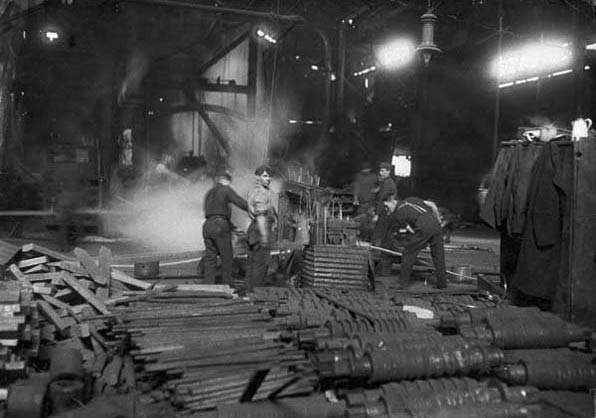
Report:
375,162,397,214
202,169,249,284
246,164,276,291
383,194,448,289
353,161,378,241
372,162,397,271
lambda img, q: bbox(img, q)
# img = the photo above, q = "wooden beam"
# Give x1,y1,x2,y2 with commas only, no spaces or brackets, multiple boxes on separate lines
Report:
37,301,69,333
74,248,107,286
111,269,152,290
61,273,110,315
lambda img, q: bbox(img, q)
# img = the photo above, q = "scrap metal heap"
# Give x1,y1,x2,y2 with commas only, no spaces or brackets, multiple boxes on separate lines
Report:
0,245,595,418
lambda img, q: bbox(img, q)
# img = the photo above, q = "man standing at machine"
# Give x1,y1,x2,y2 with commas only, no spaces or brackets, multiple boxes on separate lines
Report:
246,164,276,292
383,194,447,289
373,162,397,274
202,169,249,284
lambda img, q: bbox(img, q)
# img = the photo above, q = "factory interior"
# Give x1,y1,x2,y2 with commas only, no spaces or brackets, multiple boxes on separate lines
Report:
1,0,596,417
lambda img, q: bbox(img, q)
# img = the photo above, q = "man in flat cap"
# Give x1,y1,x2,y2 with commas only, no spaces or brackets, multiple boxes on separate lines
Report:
202,169,248,284
383,194,447,289
372,162,398,274
246,164,276,291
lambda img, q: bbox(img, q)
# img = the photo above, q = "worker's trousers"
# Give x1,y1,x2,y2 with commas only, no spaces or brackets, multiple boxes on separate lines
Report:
400,220,447,289
202,217,233,284
247,243,270,292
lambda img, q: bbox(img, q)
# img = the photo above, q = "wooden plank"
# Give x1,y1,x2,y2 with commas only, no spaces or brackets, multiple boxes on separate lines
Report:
32,284,53,295
41,294,69,311
37,300,69,333
21,243,73,261
0,284,20,303
22,264,49,274
96,247,112,299
74,247,106,285
7,264,32,286
24,272,64,282
47,261,89,276
111,269,152,290
61,273,110,315
16,256,49,269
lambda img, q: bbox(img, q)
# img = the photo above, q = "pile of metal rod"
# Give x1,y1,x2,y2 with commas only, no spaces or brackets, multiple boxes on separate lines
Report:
342,378,539,418
454,307,590,348
250,287,353,329
496,348,596,391
302,245,370,290
312,287,423,323
315,335,503,383
112,291,316,412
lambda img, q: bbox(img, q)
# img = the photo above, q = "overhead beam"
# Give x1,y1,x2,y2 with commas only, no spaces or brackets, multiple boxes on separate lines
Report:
122,0,305,23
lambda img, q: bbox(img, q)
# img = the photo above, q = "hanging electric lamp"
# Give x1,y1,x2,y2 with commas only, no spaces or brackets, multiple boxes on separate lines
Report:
417,9,442,66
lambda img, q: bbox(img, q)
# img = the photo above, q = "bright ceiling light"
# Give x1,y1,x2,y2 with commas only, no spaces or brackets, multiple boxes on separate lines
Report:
491,41,572,81
45,31,59,42
586,42,596,51
376,39,416,69
256,28,277,44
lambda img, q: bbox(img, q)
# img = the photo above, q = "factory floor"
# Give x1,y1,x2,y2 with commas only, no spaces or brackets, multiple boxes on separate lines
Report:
0,223,501,285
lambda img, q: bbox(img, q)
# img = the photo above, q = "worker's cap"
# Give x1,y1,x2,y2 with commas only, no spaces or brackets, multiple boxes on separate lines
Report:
254,164,273,176
215,169,232,180
379,162,392,171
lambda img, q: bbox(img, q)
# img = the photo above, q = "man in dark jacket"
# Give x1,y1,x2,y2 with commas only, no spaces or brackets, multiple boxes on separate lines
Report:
375,162,397,216
202,170,249,284
384,195,447,289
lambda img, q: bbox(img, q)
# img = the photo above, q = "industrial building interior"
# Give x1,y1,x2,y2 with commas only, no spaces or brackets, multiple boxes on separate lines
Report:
1,0,596,417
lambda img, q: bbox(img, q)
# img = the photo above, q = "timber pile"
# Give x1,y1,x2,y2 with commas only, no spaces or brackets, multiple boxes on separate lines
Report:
0,282,38,384
111,292,316,412
0,243,154,397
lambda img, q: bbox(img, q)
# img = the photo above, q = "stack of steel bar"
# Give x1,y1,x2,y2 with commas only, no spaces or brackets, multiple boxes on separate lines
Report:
112,292,317,412
250,287,353,329
302,245,370,290
315,333,503,383
393,293,498,325
496,348,596,391
312,287,431,323
454,307,590,349
342,377,540,418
